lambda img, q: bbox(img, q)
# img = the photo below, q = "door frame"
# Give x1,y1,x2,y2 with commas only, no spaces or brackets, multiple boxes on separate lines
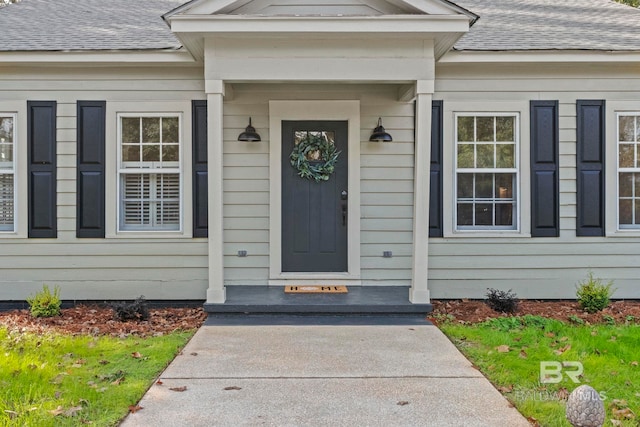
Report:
269,100,361,283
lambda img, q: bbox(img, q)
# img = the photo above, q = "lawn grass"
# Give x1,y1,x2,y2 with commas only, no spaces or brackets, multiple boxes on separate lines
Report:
440,315,639,427
0,327,194,426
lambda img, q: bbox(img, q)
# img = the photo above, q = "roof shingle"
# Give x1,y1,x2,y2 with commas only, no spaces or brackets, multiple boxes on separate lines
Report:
0,0,183,51
454,0,640,51
1,0,640,53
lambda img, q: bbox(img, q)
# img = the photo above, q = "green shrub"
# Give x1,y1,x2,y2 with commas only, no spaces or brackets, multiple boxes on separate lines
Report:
26,284,61,317
485,288,519,313
111,296,149,322
576,272,615,313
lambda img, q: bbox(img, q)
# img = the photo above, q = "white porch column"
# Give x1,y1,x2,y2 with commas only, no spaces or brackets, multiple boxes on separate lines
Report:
410,81,434,303
206,80,226,303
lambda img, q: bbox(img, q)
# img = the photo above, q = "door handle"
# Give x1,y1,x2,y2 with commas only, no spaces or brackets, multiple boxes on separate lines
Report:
341,190,348,200
341,203,347,226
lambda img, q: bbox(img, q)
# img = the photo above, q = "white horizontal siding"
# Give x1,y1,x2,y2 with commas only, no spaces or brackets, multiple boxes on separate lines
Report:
0,66,208,300
431,62,640,299
223,84,414,286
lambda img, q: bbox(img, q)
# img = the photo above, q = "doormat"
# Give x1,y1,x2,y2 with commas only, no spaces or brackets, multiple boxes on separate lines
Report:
284,285,348,294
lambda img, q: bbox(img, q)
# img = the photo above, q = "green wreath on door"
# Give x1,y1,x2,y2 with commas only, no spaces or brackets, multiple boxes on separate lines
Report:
290,133,341,182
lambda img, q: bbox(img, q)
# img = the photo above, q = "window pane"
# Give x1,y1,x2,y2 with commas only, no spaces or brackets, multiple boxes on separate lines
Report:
475,203,493,225
496,173,514,198
475,173,493,198
495,203,513,226
618,116,635,142
457,144,474,168
496,144,514,168
496,116,514,141
455,114,518,232
637,117,640,142
635,200,640,226
619,144,634,168
122,145,140,162
0,117,14,143
620,199,633,224
142,118,160,142
457,117,474,142
0,174,14,231
457,203,473,226
619,116,635,142
476,117,494,142
476,144,494,168
163,144,179,162
457,173,473,198
162,117,179,143
158,174,180,226
620,173,633,197
122,117,140,143
0,145,12,167
142,145,160,162
635,173,640,198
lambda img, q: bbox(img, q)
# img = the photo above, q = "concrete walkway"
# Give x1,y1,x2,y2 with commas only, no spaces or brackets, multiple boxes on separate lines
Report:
121,317,530,427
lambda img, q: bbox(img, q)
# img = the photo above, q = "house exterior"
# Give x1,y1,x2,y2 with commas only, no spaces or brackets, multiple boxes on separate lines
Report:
1,0,640,305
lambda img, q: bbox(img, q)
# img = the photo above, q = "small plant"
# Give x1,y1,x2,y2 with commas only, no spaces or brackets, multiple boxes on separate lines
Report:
485,288,519,313
625,315,637,325
430,313,456,324
111,296,149,322
602,314,616,325
568,315,585,325
576,272,615,313
26,284,61,318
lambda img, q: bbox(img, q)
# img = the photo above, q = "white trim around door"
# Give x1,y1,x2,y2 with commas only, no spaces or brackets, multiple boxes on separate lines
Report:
269,100,361,283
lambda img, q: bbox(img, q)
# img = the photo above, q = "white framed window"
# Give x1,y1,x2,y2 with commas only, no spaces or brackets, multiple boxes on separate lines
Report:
0,113,16,232
117,113,182,232
617,112,640,229
455,113,519,231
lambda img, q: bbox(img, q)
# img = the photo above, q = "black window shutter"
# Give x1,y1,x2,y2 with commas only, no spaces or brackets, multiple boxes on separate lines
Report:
27,101,57,238
192,100,208,237
576,100,605,236
429,100,443,237
76,101,106,238
530,100,559,237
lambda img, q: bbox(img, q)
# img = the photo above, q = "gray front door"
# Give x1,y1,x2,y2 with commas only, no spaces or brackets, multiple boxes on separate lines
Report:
282,120,348,272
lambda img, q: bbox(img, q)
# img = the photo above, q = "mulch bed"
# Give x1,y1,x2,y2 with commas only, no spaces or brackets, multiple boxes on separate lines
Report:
428,299,640,325
0,305,207,337
3,300,640,336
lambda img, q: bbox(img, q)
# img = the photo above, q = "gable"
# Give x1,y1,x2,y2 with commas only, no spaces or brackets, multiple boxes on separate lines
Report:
168,0,476,18
221,0,409,16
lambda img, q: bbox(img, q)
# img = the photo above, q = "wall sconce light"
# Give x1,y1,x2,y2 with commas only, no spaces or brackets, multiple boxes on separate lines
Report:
237,117,261,142
369,117,393,142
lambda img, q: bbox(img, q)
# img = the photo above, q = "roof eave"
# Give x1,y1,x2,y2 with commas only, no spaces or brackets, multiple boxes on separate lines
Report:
441,49,640,63
0,49,196,65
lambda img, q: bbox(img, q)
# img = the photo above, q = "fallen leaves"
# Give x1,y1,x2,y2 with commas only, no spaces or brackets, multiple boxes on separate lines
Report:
553,344,571,356
556,388,569,401
131,352,142,359
611,399,636,421
169,386,188,392
497,384,513,393
496,345,510,353
0,305,207,337
128,405,143,414
396,401,410,406
224,386,242,391
49,405,83,417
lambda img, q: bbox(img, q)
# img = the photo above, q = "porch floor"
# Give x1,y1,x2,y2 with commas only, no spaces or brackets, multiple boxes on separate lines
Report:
203,286,432,315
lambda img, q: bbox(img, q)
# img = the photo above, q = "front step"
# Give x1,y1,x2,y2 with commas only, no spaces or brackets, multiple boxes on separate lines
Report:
203,286,432,315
